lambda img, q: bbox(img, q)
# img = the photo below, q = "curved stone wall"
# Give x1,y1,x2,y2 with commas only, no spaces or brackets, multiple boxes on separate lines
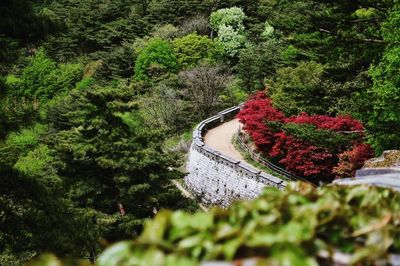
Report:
185,105,287,207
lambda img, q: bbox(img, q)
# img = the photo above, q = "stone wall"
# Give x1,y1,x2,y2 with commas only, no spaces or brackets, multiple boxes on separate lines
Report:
185,106,287,207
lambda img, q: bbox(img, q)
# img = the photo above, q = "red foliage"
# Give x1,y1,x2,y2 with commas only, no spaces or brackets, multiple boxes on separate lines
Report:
269,132,335,182
333,143,375,179
278,135,334,180
237,92,285,153
237,92,373,182
286,112,364,132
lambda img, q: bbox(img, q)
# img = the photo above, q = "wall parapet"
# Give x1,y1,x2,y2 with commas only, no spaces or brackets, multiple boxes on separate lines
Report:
186,105,287,206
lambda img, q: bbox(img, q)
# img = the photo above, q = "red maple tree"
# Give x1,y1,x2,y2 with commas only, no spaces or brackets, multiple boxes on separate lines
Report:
237,92,374,182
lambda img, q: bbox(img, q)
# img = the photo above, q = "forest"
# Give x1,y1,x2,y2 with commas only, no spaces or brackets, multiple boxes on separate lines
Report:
1,0,400,265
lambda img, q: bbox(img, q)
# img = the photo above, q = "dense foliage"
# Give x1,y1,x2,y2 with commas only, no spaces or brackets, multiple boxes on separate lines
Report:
367,6,400,154
210,7,247,58
172,33,220,68
134,38,178,80
29,183,400,265
238,93,374,183
0,81,197,262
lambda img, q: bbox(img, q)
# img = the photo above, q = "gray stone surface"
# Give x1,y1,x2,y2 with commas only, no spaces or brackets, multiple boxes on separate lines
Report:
334,167,400,191
356,167,400,177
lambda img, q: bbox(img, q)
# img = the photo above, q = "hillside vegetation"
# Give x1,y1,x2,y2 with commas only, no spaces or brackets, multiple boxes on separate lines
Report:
1,0,400,264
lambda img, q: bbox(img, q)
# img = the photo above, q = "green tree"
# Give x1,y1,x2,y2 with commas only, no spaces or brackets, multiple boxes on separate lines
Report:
367,5,400,153
253,0,394,116
0,97,40,139
267,61,327,116
0,83,196,264
45,84,194,240
139,83,189,133
0,49,82,138
172,34,220,68
7,49,82,99
134,38,178,80
146,0,208,25
235,39,283,92
210,7,246,32
0,123,96,263
0,0,58,73
210,7,247,58
44,0,150,59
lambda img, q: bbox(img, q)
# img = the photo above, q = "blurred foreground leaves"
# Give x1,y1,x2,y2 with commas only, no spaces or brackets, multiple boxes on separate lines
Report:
30,183,400,265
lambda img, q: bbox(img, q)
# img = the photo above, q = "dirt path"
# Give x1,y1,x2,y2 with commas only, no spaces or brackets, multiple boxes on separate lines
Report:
204,119,244,161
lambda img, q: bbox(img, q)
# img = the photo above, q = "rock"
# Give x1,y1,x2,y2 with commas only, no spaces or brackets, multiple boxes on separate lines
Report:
363,150,400,168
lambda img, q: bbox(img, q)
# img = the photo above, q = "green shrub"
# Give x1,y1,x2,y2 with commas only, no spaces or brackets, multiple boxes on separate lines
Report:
172,33,220,68
14,144,62,190
0,123,47,168
9,49,83,99
134,38,178,80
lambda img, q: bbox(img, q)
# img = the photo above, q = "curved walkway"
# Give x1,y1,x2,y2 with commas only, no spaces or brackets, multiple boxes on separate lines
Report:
203,117,305,184
204,119,244,162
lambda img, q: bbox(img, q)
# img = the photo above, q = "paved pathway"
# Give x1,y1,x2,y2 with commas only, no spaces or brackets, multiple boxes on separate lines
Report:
204,119,244,161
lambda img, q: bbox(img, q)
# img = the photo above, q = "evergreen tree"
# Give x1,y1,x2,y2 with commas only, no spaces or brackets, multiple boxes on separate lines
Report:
45,84,193,240
0,0,57,73
367,5,400,153
0,84,195,263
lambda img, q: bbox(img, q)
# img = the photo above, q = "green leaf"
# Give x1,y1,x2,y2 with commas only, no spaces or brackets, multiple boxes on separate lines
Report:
140,211,171,243
178,234,203,249
222,237,243,260
97,241,132,266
